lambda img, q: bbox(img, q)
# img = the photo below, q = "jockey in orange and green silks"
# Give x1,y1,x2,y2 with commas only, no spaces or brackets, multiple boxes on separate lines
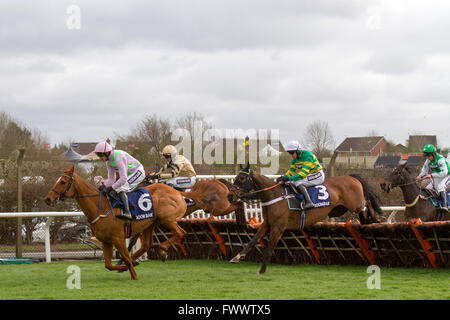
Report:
416,144,450,211
276,140,325,210
94,141,146,220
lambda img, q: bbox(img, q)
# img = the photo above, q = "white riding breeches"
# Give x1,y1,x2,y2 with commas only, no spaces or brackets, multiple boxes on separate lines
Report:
162,176,196,190
115,165,146,193
291,170,325,188
426,175,450,193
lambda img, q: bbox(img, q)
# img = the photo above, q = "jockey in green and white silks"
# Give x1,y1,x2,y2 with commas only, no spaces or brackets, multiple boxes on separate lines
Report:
416,144,450,211
276,140,325,210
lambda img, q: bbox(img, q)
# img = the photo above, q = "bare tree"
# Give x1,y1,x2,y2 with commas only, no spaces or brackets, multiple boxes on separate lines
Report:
115,114,173,169
302,120,335,161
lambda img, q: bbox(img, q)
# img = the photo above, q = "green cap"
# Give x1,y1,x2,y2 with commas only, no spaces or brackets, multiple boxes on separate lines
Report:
422,144,436,153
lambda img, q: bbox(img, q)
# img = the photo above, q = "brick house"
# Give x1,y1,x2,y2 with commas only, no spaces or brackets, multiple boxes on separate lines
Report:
335,136,387,157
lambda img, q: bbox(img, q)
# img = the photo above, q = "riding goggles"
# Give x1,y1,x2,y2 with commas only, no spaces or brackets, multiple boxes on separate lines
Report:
95,152,108,158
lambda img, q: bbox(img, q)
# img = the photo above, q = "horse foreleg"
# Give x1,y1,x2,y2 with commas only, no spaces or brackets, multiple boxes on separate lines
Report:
258,226,283,275
102,242,129,273
113,238,138,280
230,222,268,263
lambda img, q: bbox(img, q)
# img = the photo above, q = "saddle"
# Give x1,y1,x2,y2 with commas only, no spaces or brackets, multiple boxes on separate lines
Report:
98,186,155,221
422,188,450,209
284,184,331,211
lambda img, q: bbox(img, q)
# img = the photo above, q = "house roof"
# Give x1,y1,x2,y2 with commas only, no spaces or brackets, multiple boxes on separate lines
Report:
61,147,82,162
374,155,401,168
336,136,384,152
72,142,98,155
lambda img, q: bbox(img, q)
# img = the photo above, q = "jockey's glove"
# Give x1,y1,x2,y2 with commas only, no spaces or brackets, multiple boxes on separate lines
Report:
276,175,289,183
105,186,114,194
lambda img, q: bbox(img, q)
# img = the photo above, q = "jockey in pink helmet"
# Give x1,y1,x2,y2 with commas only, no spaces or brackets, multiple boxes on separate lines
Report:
94,141,146,220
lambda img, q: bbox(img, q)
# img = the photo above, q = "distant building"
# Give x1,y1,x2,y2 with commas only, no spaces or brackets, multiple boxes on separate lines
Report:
407,135,437,152
335,136,387,157
71,142,98,155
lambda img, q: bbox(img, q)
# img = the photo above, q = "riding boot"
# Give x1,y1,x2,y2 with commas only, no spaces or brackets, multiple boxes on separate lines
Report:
440,191,449,212
297,185,315,210
118,191,133,220
184,197,196,207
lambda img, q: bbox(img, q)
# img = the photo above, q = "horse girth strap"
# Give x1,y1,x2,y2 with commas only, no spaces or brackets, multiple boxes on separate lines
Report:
404,195,427,207
261,194,296,207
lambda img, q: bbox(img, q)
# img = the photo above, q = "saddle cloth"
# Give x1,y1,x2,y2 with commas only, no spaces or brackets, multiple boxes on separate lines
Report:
126,187,155,221
285,184,331,211
422,189,450,209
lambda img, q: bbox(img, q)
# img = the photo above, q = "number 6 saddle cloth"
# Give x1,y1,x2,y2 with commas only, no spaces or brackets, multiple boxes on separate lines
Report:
126,187,155,221
285,185,331,211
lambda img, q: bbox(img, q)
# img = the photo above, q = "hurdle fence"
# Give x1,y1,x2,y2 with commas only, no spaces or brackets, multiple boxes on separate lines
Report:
0,175,437,266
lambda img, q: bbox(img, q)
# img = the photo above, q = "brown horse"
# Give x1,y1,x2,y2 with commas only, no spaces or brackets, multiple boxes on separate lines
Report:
43,165,187,280
229,163,383,274
122,178,245,260
181,178,245,221
380,162,450,221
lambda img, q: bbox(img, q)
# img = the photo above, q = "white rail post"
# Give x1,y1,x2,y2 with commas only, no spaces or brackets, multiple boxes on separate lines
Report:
45,217,54,263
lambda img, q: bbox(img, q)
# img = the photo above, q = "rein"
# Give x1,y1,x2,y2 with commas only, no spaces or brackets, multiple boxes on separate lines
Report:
233,170,287,206
390,177,432,208
53,174,116,224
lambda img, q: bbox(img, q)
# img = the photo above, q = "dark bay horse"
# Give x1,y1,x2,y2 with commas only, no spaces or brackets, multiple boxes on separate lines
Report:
43,165,187,280
380,162,450,221
230,164,383,274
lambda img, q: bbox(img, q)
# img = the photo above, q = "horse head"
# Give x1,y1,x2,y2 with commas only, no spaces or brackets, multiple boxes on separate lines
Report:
232,162,257,199
44,165,76,206
380,161,411,193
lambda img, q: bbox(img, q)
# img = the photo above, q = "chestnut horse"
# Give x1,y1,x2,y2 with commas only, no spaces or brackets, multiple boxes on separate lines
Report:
230,164,383,274
180,178,245,222
43,165,187,280
380,162,450,221
123,178,245,260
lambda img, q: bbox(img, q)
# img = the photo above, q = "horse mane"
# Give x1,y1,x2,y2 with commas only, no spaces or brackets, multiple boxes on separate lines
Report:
252,170,277,187
73,172,100,195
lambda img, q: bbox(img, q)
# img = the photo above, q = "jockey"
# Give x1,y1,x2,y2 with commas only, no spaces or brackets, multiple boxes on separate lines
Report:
148,145,197,191
94,141,146,220
276,140,325,210
416,144,450,211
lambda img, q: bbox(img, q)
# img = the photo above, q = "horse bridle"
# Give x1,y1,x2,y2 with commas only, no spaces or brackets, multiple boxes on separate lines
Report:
232,170,282,199
51,174,75,201
51,174,98,201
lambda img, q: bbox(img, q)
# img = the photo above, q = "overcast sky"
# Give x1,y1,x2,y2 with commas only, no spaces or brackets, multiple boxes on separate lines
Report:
1,0,449,150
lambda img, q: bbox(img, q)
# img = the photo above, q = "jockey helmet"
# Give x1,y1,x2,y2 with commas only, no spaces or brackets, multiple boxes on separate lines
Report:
285,140,302,153
94,141,113,157
162,145,177,158
423,144,436,154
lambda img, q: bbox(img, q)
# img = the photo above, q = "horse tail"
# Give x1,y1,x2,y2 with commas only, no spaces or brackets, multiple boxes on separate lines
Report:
349,174,384,219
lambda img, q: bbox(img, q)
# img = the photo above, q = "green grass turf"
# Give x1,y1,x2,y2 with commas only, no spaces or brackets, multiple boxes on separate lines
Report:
0,259,448,300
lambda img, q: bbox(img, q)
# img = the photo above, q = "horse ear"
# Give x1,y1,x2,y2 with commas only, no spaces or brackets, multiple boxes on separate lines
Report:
398,160,407,170
69,165,75,176
245,161,250,171
239,164,243,170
